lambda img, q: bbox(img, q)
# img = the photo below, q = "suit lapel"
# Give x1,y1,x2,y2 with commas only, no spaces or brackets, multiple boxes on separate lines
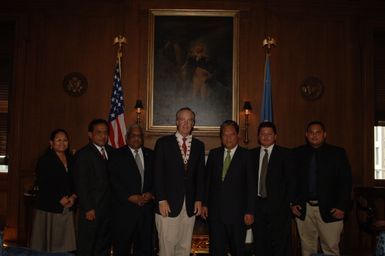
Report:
126,147,140,174
268,146,278,170
255,147,261,186
143,148,148,172
143,148,153,176
90,143,105,161
186,138,197,173
171,136,185,171
266,146,278,183
142,148,151,189
217,147,225,181
256,147,261,167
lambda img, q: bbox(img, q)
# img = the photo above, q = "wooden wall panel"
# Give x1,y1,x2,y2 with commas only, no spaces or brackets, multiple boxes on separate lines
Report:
0,175,8,218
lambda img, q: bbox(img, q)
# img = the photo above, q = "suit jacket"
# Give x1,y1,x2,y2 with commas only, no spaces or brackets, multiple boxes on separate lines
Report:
35,149,74,213
251,145,294,212
74,143,114,215
154,134,205,217
293,143,352,222
205,146,256,224
109,146,154,218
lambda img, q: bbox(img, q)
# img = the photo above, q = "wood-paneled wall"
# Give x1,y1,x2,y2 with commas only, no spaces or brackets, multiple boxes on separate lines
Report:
1,0,385,250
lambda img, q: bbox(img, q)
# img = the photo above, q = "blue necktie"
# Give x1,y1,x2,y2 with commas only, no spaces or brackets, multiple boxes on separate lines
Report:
308,152,317,198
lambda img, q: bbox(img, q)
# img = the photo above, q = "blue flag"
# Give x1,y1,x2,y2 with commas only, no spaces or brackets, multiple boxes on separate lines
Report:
260,53,273,122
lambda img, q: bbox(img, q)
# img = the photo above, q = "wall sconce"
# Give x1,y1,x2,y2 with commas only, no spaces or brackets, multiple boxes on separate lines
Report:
243,101,252,144
134,99,144,125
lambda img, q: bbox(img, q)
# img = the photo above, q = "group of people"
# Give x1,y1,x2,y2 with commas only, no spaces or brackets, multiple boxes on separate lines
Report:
30,107,352,256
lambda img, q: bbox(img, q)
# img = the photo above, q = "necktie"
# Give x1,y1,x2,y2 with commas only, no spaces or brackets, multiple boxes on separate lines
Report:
222,149,231,181
135,150,144,191
182,137,187,155
308,152,317,198
100,147,107,160
259,149,269,198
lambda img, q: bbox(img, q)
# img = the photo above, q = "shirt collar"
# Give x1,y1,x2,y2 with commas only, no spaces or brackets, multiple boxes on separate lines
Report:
224,145,238,154
175,131,192,141
128,146,142,155
93,143,104,152
261,144,274,153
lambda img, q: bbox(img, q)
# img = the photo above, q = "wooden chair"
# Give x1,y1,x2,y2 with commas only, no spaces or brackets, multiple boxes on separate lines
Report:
354,186,385,252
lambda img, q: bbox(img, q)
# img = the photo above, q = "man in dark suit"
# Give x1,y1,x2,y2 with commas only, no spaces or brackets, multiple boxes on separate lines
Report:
154,107,205,256
291,121,352,256
109,124,154,256
74,118,113,256
202,120,256,256
251,121,294,256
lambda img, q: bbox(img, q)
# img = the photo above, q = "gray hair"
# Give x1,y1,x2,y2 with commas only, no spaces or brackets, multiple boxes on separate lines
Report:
126,124,144,138
175,107,196,123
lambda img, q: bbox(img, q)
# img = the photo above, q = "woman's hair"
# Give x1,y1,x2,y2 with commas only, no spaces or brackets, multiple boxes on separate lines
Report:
49,128,71,156
50,128,69,141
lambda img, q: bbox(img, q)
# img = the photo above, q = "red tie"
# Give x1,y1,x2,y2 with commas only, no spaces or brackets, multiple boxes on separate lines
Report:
182,138,187,155
100,147,107,159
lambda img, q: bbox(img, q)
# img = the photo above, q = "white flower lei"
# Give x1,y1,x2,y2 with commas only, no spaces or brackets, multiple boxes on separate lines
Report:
177,136,191,166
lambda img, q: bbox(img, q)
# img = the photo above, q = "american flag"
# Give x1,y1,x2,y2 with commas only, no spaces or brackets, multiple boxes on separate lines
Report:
108,61,127,148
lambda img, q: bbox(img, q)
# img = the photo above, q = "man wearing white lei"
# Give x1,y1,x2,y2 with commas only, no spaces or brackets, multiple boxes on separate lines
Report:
154,107,206,256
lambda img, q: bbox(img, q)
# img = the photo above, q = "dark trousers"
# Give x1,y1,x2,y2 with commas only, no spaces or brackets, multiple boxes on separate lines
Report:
209,219,246,256
112,206,154,256
77,210,111,256
252,198,292,256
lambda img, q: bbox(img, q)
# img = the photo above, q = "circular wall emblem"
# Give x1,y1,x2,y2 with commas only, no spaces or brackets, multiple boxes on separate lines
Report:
300,76,324,101
63,72,88,96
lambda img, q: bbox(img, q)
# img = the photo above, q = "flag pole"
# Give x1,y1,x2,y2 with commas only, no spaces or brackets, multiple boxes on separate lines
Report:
260,36,277,123
262,36,277,54
108,35,128,148
113,35,127,70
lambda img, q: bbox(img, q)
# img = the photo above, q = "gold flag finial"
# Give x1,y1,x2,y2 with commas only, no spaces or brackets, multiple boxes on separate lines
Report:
113,35,127,59
262,36,277,53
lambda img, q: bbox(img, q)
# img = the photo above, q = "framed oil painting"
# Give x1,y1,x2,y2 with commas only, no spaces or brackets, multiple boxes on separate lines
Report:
146,9,239,134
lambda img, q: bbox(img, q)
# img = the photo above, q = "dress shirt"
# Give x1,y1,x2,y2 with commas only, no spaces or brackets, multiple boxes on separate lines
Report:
175,132,192,145
129,146,144,170
223,145,238,162
93,144,108,160
175,132,192,159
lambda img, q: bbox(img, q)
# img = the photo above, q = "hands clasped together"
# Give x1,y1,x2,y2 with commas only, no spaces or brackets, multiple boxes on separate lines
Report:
128,192,154,207
59,194,76,209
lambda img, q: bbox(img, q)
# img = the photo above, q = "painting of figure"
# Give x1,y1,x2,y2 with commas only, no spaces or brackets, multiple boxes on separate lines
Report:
147,10,239,132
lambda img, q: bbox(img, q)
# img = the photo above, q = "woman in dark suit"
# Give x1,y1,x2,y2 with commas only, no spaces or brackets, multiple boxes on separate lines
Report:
30,129,77,253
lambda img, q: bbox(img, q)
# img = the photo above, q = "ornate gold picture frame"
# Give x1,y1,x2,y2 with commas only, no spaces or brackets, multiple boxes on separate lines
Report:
146,9,240,134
